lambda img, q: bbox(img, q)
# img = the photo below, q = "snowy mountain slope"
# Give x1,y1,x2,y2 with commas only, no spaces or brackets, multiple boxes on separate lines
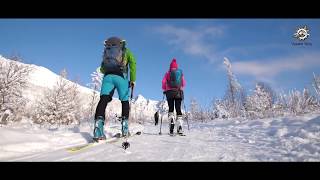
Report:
0,55,93,112
1,113,320,161
0,55,166,122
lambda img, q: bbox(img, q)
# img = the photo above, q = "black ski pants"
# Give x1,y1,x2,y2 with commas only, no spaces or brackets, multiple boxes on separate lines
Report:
95,88,129,120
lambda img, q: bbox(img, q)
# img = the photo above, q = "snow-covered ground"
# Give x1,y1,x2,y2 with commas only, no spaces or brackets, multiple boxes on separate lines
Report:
1,113,320,161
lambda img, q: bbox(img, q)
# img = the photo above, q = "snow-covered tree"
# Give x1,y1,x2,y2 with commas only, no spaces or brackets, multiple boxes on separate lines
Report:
88,70,103,91
199,105,211,122
32,69,81,126
85,70,103,122
273,92,288,117
245,83,273,119
256,82,275,106
223,57,241,104
312,72,320,101
0,57,33,124
187,98,210,122
221,57,245,118
189,98,201,120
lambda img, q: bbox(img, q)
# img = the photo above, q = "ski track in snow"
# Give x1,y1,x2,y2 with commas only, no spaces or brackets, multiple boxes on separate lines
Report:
1,114,320,161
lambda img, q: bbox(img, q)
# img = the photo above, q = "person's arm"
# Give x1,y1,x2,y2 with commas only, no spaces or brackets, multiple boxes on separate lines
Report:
126,48,136,82
162,72,168,92
181,73,186,90
98,61,106,74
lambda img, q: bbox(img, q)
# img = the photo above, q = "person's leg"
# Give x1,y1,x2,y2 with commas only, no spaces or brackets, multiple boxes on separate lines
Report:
166,97,175,134
94,89,114,120
167,97,175,119
167,98,175,114
93,75,115,140
175,98,182,116
113,74,130,136
175,98,183,134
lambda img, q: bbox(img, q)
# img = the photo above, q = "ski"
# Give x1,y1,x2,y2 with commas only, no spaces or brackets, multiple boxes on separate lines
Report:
168,133,186,137
66,131,141,153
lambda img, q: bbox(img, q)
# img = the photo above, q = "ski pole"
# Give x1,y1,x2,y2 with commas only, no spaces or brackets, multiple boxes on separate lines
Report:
129,85,134,122
128,85,134,118
122,84,134,150
159,93,165,135
130,85,134,100
183,99,190,131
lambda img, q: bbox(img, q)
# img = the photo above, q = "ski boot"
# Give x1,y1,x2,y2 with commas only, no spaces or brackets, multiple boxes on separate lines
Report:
121,117,130,137
176,115,184,135
168,112,175,135
93,116,106,142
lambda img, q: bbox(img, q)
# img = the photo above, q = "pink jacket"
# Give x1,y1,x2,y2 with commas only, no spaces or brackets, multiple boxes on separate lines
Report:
162,70,186,91
162,58,186,91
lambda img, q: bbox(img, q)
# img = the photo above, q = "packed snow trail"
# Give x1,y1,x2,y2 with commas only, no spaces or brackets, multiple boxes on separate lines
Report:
1,114,320,161
1,123,253,161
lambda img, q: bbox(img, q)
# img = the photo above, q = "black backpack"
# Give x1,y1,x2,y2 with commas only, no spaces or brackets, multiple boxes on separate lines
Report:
102,37,126,73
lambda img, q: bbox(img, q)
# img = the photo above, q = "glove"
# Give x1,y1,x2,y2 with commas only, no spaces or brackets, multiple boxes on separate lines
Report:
129,81,135,88
163,91,166,95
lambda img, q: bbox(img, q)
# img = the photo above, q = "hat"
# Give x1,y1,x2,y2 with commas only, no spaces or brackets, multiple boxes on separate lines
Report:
170,58,178,69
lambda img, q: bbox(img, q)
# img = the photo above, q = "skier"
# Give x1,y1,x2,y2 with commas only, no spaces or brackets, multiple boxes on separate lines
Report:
93,36,136,141
162,58,186,135
154,111,159,126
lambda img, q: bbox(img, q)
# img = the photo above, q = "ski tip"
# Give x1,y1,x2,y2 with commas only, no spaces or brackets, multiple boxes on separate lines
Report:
113,133,122,138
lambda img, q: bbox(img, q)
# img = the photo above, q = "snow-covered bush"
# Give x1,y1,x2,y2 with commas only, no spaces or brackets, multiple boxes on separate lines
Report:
0,56,33,123
213,99,230,119
245,83,273,119
32,69,81,126
287,88,318,115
